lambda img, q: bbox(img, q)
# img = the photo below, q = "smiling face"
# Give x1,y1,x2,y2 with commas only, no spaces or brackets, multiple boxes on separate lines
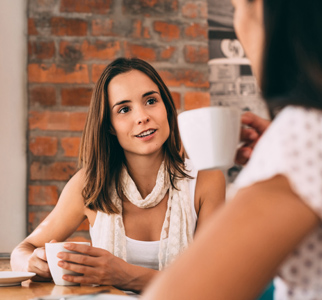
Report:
108,70,170,161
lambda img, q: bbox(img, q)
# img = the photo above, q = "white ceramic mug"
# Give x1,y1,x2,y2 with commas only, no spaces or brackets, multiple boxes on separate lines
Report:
178,106,240,170
45,241,90,286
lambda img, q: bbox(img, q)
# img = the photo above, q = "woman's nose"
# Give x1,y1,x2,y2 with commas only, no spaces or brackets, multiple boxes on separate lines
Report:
137,114,150,125
136,108,150,125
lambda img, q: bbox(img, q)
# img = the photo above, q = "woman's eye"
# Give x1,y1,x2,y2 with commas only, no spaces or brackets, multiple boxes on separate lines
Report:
118,106,130,114
146,97,157,105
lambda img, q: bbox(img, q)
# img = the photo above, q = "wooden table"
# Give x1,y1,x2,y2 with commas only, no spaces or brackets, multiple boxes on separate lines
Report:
0,257,10,271
0,258,129,299
0,280,128,299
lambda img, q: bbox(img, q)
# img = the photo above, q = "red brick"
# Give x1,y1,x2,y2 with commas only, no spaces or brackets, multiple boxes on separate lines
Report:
92,64,107,83
61,137,81,157
29,136,58,156
182,3,198,18
28,40,55,60
132,20,142,38
159,69,209,88
85,40,121,60
154,21,180,41
70,112,88,131
124,42,157,61
60,0,111,14
143,27,151,39
160,46,176,60
29,0,57,11
92,19,114,36
28,64,89,84
28,18,38,35
170,91,181,109
123,0,178,14
29,111,87,131
29,86,56,106
59,40,121,61
30,161,77,181
184,45,209,63
51,17,87,36
132,20,151,39
61,87,92,106
142,0,168,8
184,23,208,39
28,211,50,233
182,3,207,19
28,185,58,206
200,3,208,18
184,92,210,110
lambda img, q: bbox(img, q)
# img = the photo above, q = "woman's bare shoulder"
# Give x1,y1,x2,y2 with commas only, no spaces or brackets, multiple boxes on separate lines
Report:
196,169,226,193
72,169,98,222
56,168,87,208
194,169,225,209
62,168,86,193
193,169,226,230
196,169,225,205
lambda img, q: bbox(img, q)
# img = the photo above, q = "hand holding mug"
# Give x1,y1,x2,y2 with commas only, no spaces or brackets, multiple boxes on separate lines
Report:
45,241,90,286
235,111,271,165
56,243,129,286
26,239,57,281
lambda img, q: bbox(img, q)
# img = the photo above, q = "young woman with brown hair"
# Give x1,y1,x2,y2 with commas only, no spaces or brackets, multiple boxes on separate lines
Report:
10,58,225,292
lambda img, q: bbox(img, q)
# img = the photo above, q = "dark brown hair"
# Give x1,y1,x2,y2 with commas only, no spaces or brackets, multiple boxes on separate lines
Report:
258,0,322,117
79,57,191,214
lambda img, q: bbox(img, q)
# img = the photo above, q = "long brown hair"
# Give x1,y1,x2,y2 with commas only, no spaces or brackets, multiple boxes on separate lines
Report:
79,57,191,214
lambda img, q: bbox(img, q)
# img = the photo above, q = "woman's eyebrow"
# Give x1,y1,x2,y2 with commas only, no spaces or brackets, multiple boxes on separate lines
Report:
142,90,159,98
112,91,159,109
112,100,131,109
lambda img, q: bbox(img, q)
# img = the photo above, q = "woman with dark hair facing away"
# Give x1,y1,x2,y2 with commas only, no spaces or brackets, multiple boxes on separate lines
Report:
142,0,322,299
10,58,225,292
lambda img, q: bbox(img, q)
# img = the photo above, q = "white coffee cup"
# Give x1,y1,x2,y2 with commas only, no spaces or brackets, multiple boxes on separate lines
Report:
178,106,240,170
45,241,90,286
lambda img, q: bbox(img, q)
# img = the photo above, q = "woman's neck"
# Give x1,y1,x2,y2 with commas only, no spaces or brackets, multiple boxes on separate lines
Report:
124,152,165,198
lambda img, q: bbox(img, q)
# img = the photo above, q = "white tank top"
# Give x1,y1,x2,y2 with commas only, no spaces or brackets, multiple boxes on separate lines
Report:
90,160,198,270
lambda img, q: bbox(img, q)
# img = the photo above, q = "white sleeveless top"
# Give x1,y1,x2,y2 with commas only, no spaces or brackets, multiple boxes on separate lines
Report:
90,160,198,270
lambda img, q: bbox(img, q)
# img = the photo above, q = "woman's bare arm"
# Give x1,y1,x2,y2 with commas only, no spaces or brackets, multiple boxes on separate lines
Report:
194,169,226,233
10,170,87,279
142,175,319,300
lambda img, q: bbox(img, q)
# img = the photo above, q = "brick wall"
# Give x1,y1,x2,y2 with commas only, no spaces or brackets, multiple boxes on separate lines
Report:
27,0,210,241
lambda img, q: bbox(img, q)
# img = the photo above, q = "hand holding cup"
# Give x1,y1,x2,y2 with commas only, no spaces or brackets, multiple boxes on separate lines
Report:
45,241,90,286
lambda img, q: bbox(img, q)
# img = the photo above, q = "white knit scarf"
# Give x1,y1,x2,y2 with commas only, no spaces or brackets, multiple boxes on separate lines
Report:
102,161,194,270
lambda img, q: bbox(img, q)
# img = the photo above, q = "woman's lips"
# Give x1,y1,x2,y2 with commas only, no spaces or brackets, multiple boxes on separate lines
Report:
135,129,157,140
135,129,156,138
